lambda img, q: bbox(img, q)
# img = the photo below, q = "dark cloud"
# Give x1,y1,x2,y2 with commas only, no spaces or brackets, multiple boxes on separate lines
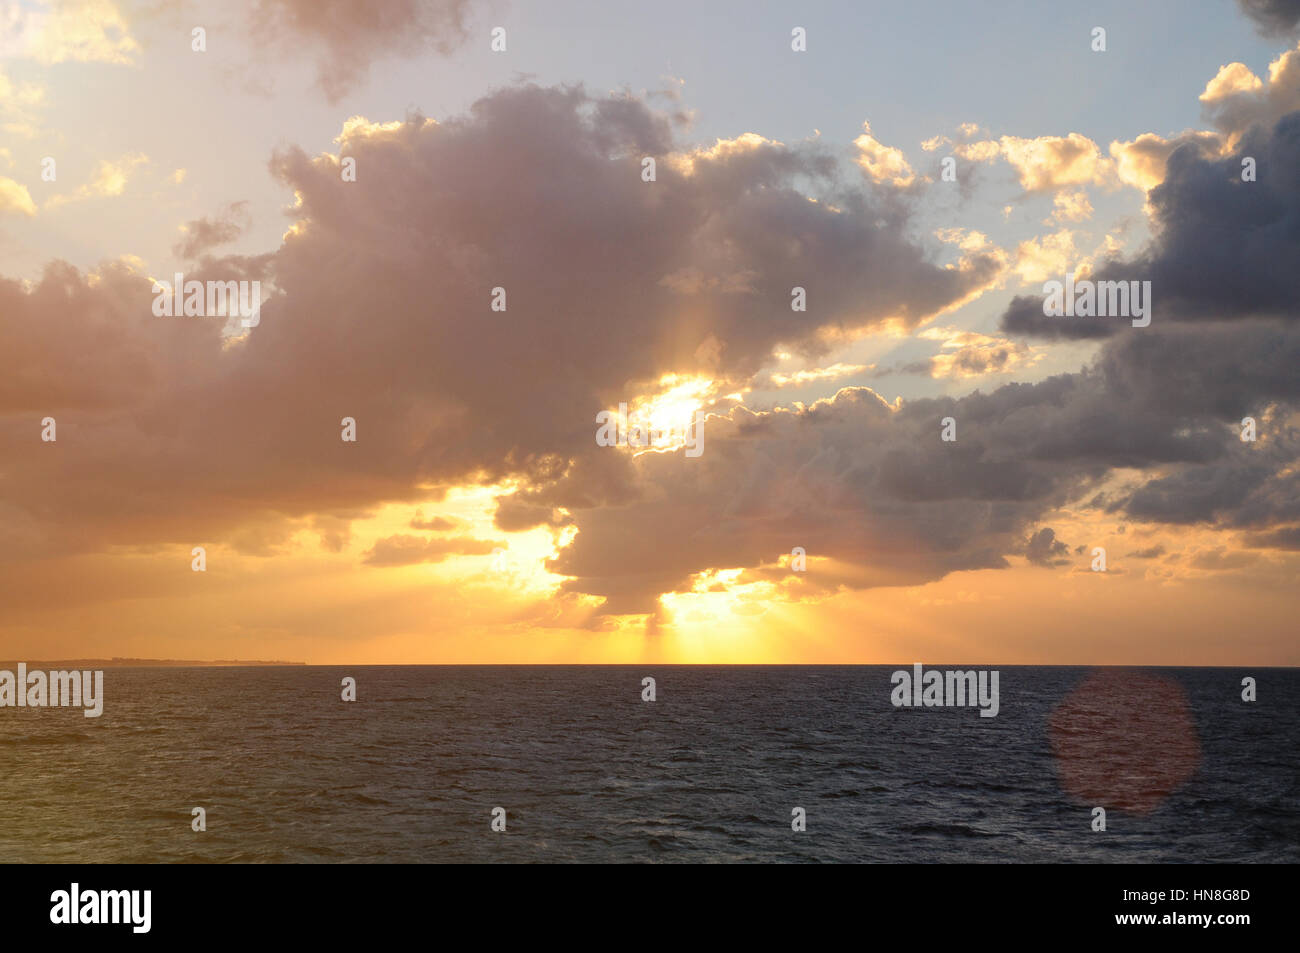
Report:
1004,110,1300,339
2,83,1298,624
362,534,501,567
1237,0,1300,36
1189,547,1261,570
0,84,995,568
527,312,1300,619
1127,115,1300,321
172,202,251,259
250,0,478,102
1025,527,1070,566
1001,292,1122,340
1245,524,1300,548
947,344,1015,374
1115,429,1300,530
409,512,463,531
539,394,1036,615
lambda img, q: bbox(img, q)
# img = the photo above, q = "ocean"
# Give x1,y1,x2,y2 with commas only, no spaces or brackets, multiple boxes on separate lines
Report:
1,666,1295,863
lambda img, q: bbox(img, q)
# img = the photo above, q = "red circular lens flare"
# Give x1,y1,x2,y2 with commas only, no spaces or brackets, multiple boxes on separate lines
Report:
1048,669,1201,816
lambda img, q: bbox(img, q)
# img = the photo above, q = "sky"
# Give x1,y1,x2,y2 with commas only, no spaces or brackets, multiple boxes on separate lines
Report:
1,0,1298,664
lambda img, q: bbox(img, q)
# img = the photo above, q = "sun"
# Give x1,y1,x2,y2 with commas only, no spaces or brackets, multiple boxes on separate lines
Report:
615,374,717,454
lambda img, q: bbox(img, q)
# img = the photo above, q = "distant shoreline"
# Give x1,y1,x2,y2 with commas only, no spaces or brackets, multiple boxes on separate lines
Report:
2,658,306,667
